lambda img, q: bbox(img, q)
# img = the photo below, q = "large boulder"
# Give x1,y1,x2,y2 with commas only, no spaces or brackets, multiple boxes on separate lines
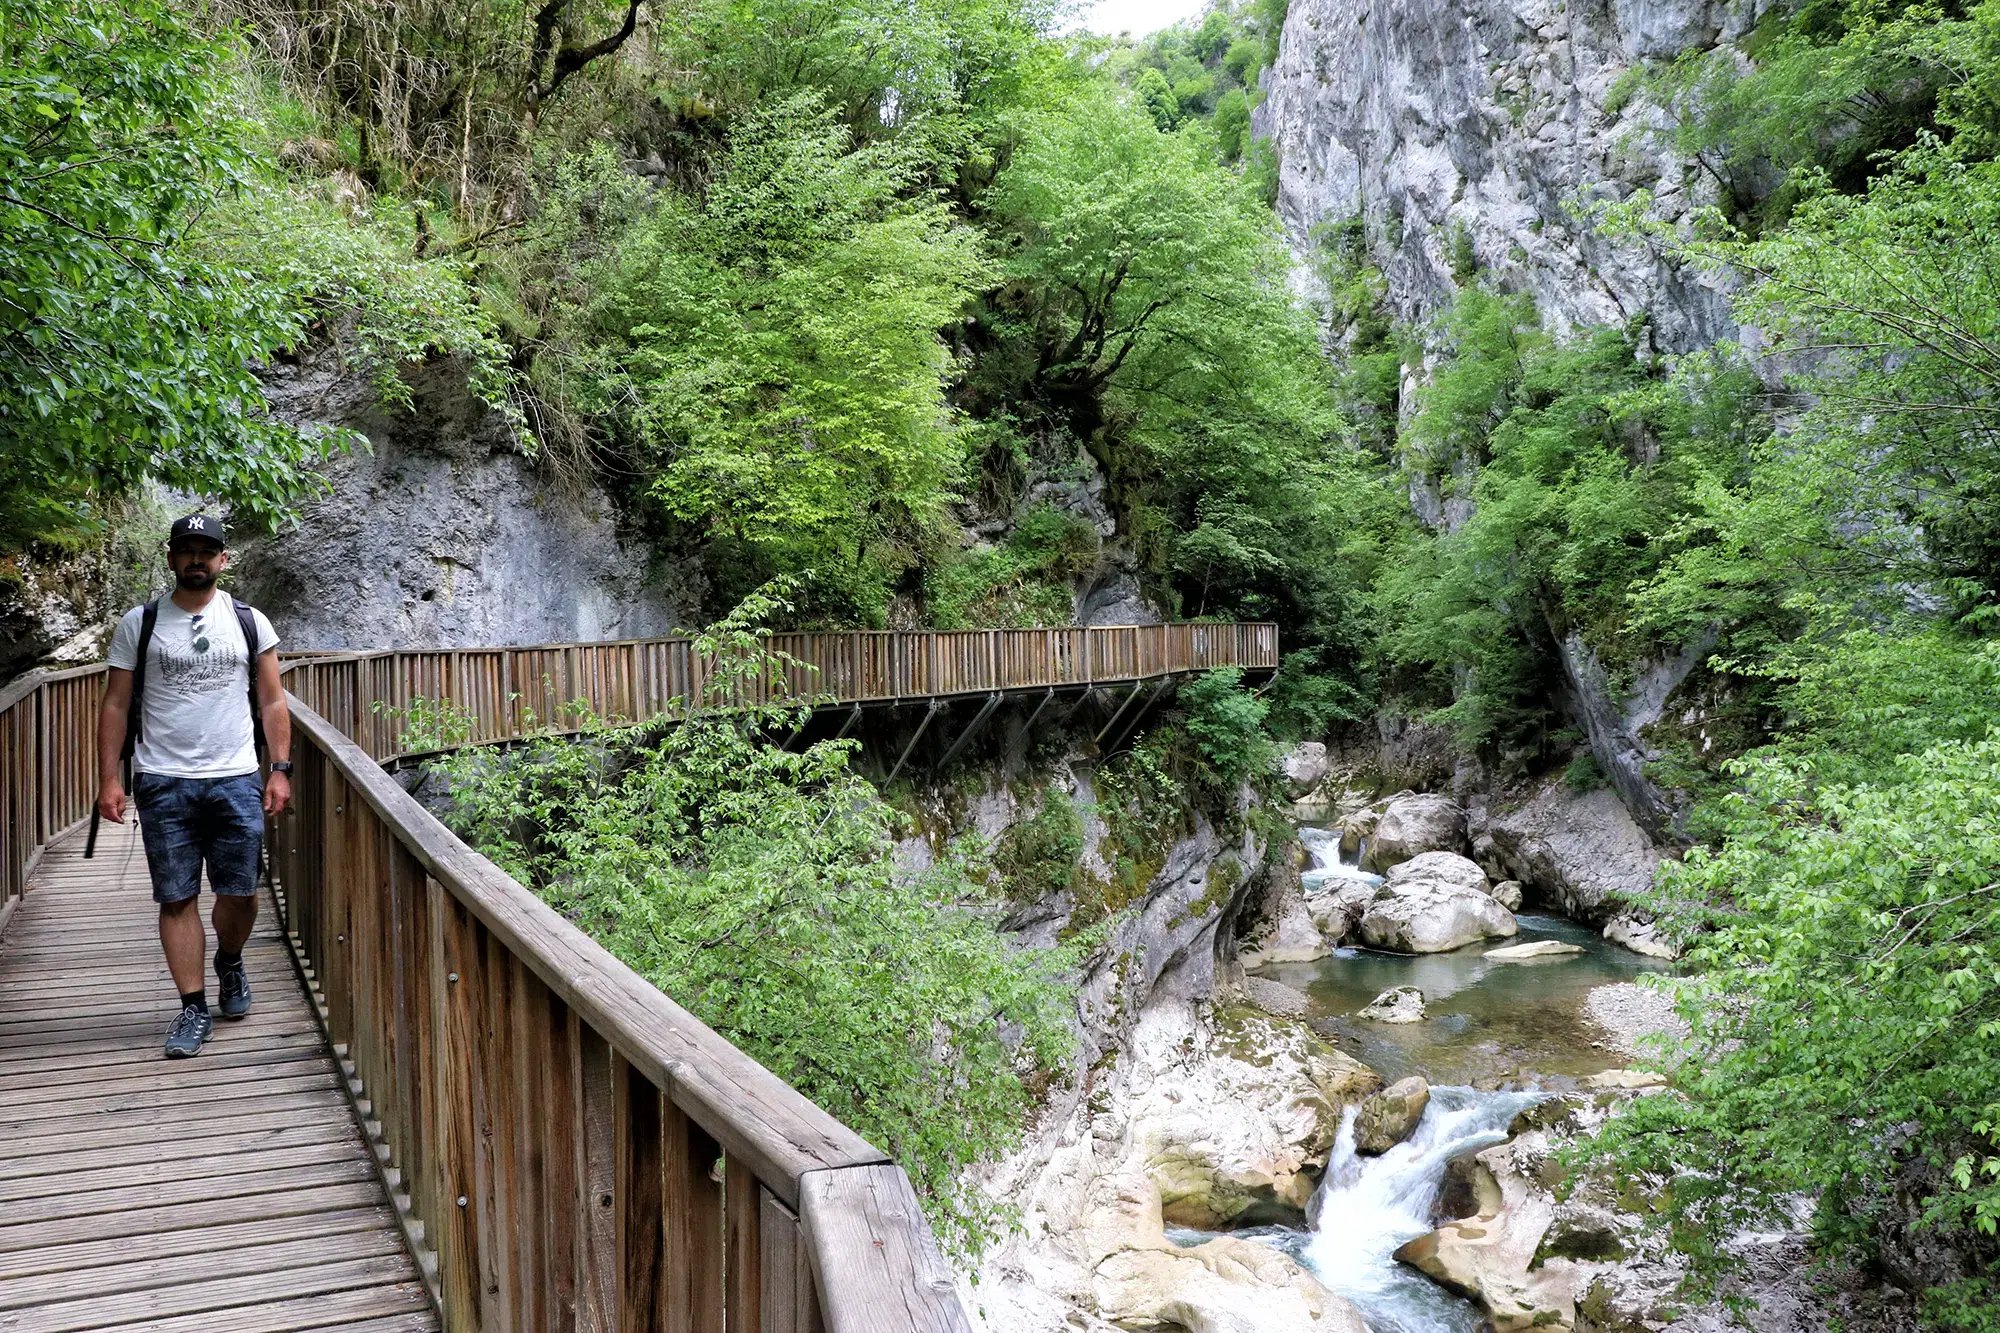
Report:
1393,1142,1577,1331
1354,1076,1430,1154
1241,860,1333,966
1302,877,1378,946
1359,866,1517,954
1362,792,1470,871
1132,1009,1380,1228
1383,850,1489,894
1276,742,1330,797
1480,778,1661,923
1092,1175,1370,1333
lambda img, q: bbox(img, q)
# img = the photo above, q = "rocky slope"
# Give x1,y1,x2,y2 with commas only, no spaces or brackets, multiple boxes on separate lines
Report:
1253,0,1772,352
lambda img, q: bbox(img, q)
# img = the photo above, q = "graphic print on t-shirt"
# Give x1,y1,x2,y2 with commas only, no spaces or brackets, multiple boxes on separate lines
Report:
157,624,245,692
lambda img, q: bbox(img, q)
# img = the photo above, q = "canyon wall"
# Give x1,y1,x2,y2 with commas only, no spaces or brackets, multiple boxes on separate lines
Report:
1253,0,1773,352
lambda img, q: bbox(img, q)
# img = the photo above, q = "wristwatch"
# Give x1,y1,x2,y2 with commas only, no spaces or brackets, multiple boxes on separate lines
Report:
270,761,294,775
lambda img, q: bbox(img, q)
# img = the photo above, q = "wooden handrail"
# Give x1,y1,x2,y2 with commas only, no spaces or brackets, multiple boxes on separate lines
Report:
0,621,1278,1330
276,623,1280,766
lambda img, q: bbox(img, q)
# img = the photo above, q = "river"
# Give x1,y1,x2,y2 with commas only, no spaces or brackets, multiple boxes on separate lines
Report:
1170,828,1669,1328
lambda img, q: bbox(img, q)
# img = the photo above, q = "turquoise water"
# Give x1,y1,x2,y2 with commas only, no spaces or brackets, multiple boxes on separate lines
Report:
1255,911,1670,1085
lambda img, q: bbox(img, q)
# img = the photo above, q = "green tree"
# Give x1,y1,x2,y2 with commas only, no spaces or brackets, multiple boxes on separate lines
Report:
0,0,328,544
1590,690,2000,1327
1376,291,1763,761
554,97,993,620
1135,66,1180,129
437,587,1076,1259
1212,87,1250,160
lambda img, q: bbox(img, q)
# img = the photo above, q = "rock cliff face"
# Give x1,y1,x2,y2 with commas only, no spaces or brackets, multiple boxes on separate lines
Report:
231,357,699,650
1253,0,1772,352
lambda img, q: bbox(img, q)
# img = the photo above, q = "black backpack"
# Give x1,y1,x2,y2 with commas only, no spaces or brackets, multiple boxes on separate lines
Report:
122,596,269,761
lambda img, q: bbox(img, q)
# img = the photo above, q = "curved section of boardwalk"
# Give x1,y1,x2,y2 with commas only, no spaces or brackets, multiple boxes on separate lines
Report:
0,819,435,1333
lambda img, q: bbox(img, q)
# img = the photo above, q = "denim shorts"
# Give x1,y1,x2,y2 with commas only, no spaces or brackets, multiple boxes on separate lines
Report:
133,772,264,905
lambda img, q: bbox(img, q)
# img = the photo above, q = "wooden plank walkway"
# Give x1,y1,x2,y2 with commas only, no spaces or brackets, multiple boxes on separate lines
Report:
0,819,436,1333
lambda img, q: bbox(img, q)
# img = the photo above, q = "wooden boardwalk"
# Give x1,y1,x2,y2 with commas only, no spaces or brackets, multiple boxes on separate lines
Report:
0,622,1276,1331
0,818,435,1333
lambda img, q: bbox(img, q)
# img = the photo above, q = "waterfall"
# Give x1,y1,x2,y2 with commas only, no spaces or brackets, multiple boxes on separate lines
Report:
1300,1086,1544,1333
1297,826,1382,891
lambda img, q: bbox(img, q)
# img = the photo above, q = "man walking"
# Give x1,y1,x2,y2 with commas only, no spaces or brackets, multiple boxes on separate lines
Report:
95,514,293,1058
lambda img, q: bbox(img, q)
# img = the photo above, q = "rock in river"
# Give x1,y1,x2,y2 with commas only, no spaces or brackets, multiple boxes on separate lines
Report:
1362,792,1470,871
1356,984,1426,1023
1484,940,1585,961
1602,914,1680,960
1358,865,1517,954
1382,850,1489,894
1354,1076,1430,1154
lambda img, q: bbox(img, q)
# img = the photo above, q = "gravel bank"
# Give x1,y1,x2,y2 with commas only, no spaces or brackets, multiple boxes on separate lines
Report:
1586,980,1690,1059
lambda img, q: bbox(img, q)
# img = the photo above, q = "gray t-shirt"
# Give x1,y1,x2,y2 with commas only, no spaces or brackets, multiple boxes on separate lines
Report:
107,592,280,778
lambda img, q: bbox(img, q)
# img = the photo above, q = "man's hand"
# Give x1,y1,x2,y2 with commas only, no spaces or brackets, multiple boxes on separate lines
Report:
264,769,292,818
96,782,127,824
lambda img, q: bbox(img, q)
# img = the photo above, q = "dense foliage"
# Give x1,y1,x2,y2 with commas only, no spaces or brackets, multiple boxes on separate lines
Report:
434,592,1076,1259
16,0,2000,1311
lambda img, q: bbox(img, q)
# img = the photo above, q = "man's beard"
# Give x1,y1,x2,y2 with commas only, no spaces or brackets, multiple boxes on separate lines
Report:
175,568,215,591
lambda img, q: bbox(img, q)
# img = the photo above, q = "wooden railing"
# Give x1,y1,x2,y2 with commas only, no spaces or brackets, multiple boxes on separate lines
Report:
0,621,1278,1331
0,665,105,936
271,696,962,1332
281,622,1278,764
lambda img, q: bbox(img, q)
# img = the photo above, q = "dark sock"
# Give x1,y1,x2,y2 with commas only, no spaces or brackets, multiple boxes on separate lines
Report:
214,949,242,971
181,989,208,1013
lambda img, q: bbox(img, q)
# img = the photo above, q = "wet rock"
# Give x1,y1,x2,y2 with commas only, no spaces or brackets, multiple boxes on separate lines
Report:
1362,792,1470,871
1602,913,1679,959
1359,874,1517,954
1393,1143,1576,1332
1242,976,1312,1019
1356,985,1426,1024
1354,1076,1431,1154
1506,1094,1585,1138
1484,940,1584,961
1489,878,1524,911
1302,878,1377,946
1092,1174,1369,1333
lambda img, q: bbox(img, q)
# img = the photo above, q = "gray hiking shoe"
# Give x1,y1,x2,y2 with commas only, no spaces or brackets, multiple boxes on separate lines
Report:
216,957,252,1020
164,1003,213,1058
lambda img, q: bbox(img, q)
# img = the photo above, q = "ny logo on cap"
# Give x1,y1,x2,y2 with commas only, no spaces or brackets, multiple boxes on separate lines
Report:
187,517,208,531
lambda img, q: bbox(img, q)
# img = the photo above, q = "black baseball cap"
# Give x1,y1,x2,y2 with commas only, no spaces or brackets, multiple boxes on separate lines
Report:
168,514,227,548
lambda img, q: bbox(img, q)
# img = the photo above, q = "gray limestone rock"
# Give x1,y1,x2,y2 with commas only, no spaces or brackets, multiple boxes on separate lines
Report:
1354,1076,1431,1153
1480,774,1662,923
1356,984,1426,1024
1361,792,1470,871
1253,0,1774,355
1382,850,1489,895
1360,876,1518,954
233,355,698,649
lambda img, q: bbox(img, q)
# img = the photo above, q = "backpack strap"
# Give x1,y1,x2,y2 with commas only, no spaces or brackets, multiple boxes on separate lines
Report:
121,600,161,761
234,599,268,756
